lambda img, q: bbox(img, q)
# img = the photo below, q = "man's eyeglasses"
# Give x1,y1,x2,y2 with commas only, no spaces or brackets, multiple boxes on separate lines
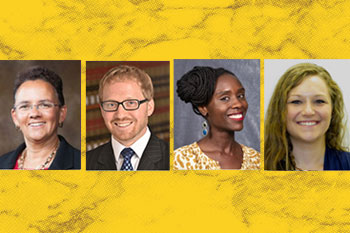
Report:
14,102,60,113
101,99,148,112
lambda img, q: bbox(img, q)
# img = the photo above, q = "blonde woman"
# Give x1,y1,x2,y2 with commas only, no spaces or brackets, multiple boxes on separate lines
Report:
265,63,350,170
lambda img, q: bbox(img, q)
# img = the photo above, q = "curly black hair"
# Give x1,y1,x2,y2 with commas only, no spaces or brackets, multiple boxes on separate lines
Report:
176,66,236,116
14,66,65,106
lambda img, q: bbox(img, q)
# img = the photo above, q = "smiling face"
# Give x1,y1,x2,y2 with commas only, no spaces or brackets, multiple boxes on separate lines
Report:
286,75,332,145
11,80,66,144
199,73,248,132
100,79,154,146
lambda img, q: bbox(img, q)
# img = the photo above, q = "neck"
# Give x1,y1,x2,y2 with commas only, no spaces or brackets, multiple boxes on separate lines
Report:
24,135,60,160
291,137,326,171
200,128,238,153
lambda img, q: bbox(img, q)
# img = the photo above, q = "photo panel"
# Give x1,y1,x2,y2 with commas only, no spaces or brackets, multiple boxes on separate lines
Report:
86,61,170,152
173,59,261,170
0,60,81,169
264,59,350,170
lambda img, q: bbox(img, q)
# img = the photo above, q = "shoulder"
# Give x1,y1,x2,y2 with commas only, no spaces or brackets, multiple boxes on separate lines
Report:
59,136,80,155
174,142,199,157
54,136,81,170
143,134,169,170
87,142,112,157
173,142,201,170
241,145,260,158
88,141,111,153
327,147,350,170
0,151,17,169
0,143,26,169
241,144,261,170
86,142,112,163
330,148,350,158
148,134,169,153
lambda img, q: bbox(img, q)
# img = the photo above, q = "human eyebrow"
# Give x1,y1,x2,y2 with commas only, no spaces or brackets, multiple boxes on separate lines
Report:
16,101,30,105
216,90,231,96
36,99,52,102
286,95,301,102
313,94,328,98
216,88,245,96
237,87,245,92
288,94,302,98
313,95,329,103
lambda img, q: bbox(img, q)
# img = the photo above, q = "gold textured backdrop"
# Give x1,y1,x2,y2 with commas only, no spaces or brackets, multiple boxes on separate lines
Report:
1,1,350,232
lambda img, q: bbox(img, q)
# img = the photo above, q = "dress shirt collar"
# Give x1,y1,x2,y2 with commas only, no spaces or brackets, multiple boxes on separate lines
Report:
111,127,151,170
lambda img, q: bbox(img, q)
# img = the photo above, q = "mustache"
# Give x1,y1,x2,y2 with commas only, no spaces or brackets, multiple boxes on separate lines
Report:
111,117,135,123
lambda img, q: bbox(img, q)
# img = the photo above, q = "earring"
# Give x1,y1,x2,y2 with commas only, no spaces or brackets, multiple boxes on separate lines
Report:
202,121,208,136
59,122,64,128
15,125,20,131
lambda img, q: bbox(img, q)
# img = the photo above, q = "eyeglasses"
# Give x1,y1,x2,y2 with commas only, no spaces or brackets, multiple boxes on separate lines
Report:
14,102,60,113
101,99,148,112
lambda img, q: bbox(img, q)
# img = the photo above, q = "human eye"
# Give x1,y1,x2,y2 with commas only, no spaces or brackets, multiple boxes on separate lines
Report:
125,100,138,107
220,96,230,101
104,102,116,109
288,99,302,104
315,99,326,104
18,104,30,111
39,102,53,109
237,93,245,99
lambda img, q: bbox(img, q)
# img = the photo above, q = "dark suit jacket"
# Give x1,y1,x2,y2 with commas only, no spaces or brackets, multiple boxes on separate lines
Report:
86,134,169,170
0,135,81,170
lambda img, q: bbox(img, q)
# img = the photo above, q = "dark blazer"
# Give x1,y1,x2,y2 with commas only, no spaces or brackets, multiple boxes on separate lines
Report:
324,147,350,170
0,135,81,170
276,146,350,171
86,134,169,170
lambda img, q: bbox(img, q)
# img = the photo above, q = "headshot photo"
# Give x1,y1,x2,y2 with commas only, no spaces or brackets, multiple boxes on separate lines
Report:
0,60,81,170
86,61,169,171
173,59,260,170
264,59,350,171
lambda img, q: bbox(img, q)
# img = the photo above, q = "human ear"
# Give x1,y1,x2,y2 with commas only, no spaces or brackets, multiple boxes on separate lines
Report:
11,108,20,129
59,105,67,126
198,106,208,117
147,99,155,116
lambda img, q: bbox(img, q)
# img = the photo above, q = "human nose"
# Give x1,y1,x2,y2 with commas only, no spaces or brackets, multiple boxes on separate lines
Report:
29,104,42,116
231,97,243,109
302,101,315,115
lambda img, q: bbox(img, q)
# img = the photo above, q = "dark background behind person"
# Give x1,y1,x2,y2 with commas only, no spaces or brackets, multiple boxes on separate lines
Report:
174,59,260,152
86,61,169,151
0,60,81,155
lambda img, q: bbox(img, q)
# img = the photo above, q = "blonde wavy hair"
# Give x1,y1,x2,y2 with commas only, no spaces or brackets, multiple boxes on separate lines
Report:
264,63,346,170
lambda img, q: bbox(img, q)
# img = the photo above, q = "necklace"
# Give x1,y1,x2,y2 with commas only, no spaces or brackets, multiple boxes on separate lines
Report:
295,166,305,171
18,142,59,170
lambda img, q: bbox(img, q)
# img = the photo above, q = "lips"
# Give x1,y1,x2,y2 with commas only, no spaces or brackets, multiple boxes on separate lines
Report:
297,121,319,126
114,121,133,128
228,113,244,121
28,122,45,127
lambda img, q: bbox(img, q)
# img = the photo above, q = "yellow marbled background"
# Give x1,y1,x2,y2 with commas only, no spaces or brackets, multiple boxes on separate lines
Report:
1,0,350,232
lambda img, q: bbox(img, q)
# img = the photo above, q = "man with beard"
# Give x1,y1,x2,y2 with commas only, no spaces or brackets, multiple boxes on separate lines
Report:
86,65,169,170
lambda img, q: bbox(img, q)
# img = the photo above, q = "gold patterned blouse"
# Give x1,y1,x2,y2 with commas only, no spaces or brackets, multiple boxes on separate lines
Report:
173,142,260,170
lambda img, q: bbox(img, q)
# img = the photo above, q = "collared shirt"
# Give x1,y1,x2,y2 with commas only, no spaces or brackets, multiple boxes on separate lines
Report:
111,127,151,170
